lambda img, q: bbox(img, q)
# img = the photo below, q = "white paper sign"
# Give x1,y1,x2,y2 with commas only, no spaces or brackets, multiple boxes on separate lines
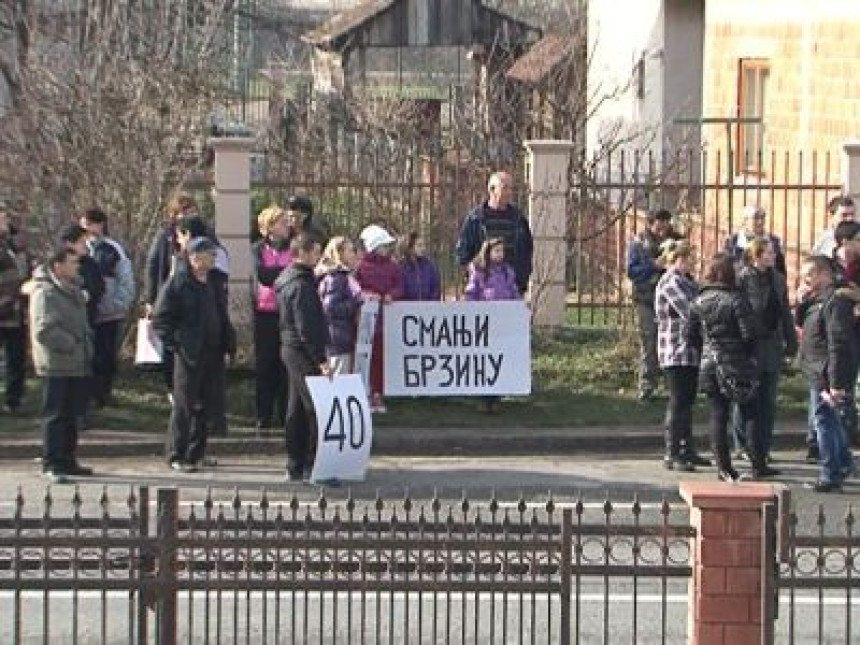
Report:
353,299,380,393
307,374,373,483
383,301,532,396
134,318,163,365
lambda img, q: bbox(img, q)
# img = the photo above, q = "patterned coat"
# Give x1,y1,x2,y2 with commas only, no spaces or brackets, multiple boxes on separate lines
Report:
655,268,700,368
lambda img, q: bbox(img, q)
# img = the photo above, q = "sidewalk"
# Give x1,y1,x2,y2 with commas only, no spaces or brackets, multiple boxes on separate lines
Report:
0,420,810,460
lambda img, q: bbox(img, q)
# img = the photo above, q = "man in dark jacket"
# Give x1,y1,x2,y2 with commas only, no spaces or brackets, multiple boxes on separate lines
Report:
60,224,105,332
455,171,533,295
286,195,328,247
30,248,94,482
275,233,331,481
153,237,236,472
626,209,683,400
796,255,857,492
724,205,787,275
0,207,26,414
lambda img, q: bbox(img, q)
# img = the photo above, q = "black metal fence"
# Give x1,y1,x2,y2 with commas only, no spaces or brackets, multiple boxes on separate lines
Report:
0,486,694,644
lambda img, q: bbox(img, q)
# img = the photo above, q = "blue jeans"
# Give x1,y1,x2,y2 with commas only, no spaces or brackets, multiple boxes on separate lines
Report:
809,386,854,484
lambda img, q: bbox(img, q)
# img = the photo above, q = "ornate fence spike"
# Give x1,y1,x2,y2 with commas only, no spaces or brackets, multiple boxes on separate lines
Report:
100,485,110,516
204,487,213,511
489,489,498,515
15,485,23,516
845,504,854,528
431,489,441,514
231,487,241,512
345,489,355,514
575,492,584,517
375,489,384,513
43,486,53,520
403,488,412,514
289,494,300,513
318,490,328,515
660,496,670,519
72,485,82,513
603,497,613,517
632,493,641,517
517,492,527,515
460,491,469,515
816,503,826,528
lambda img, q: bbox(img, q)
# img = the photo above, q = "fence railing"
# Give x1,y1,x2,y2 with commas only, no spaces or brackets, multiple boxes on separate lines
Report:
0,486,694,644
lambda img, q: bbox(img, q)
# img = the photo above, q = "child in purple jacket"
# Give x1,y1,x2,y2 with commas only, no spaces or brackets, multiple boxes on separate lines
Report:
399,232,441,301
465,237,520,302
318,236,363,375
465,237,519,413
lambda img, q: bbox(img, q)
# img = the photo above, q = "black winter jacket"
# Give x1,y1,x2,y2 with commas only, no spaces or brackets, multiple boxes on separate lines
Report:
796,288,859,392
736,266,798,372
275,263,329,365
78,255,105,329
145,224,177,306
689,284,761,395
152,269,236,367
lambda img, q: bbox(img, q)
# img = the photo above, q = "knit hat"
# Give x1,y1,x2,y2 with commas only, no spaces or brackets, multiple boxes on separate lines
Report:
360,224,395,253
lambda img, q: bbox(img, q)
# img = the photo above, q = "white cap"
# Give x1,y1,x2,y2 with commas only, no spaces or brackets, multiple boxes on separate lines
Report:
360,224,395,253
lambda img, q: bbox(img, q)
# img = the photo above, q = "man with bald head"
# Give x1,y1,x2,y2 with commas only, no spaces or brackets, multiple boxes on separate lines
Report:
456,171,534,295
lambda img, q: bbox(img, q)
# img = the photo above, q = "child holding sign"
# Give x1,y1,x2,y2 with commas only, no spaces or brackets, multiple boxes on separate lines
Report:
465,237,520,412
318,236,363,375
275,233,332,482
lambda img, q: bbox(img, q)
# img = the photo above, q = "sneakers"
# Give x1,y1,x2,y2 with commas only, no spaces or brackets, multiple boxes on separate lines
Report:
717,468,748,483
805,480,842,493
663,456,696,472
370,393,387,414
751,465,782,479
683,452,712,467
169,459,197,473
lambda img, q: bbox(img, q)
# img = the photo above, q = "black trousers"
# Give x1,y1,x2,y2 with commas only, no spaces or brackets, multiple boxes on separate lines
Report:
92,320,120,406
282,348,320,470
254,312,287,425
709,389,758,472
168,348,225,464
664,366,698,457
0,325,25,408
42,376,87,469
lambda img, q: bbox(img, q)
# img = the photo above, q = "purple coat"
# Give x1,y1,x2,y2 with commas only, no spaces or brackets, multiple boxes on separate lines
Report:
464,262,520,301
318,268,363,356
399,257,441,301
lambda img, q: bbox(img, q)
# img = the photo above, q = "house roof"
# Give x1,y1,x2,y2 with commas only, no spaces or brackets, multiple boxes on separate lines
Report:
303,0,539,52
506,33,573,85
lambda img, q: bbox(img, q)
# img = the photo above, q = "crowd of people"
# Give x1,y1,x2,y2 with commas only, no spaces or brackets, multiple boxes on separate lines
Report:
629,197,860,492
0,171,534,483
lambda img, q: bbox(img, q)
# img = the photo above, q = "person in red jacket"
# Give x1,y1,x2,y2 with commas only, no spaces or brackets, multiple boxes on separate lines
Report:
355,225,402,413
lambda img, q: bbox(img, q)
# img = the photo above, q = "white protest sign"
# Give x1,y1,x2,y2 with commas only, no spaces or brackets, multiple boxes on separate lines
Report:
383,301,531,396
134,318,163,365
307,374,373,483
353,299,380,393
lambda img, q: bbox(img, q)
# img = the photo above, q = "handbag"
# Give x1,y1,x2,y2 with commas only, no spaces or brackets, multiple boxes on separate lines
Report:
714,361,759,404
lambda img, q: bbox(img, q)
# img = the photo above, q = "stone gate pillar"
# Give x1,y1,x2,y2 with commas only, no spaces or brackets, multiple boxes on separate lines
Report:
524,140,574,329
680,482,783,645
210,137,254,338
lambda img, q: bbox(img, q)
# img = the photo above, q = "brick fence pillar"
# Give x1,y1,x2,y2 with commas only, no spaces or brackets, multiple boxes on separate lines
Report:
680,482,782,645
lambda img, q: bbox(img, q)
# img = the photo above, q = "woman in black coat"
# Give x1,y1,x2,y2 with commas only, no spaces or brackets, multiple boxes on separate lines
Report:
689,253,764,481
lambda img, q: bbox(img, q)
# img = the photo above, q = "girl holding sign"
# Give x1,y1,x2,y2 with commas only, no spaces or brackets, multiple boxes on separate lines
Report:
318,236,363,375
465,237,520,412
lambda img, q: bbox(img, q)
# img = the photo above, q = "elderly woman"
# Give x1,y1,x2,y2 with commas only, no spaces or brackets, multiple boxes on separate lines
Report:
690,254,762,482
655,240,707,471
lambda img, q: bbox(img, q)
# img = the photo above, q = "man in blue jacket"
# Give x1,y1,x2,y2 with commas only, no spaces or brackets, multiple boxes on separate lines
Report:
456,171,533,295
627,209,682,400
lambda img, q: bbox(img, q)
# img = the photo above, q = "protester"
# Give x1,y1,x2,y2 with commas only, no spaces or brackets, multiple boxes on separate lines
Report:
275,233,331,481
796,256,857,492
0,207,26,414
654,240,707,471
399,232,441,301
30,248,94,482
813,196,856,258
59,224,105,332
318,236,362,375
689,253,762,482
356,224,402,414
79,208,135,408
626,209,683,400
252,206,293,432
724,205,787,275
145,194,199,315
734,237,797,471
153,237,236,473
456,171,533,295
464,237,519,413
285,195,328,246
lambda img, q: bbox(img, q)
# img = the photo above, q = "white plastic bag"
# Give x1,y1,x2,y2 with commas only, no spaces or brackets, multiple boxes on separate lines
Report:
134,318,163,366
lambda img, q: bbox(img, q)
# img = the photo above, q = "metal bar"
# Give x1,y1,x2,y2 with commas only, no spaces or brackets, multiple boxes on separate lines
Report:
157,488,179,645
761,502,776,645
560,509,572,645
137,487,150,645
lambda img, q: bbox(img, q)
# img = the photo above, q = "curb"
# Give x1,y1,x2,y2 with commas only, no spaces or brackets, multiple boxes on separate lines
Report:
0,427,809,460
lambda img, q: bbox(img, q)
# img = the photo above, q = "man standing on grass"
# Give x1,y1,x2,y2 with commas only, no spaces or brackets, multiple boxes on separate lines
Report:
0,206,27,415
30,248,94,483
626,209,682,401
153,237,235,473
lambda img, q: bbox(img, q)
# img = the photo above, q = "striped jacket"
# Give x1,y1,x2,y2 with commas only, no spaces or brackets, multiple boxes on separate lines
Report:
655,269,700,368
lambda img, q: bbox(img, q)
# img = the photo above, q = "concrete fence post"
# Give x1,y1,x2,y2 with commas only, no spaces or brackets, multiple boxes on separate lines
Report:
524,140,574,329
842,139,860,199
679,482,783,645
210,137,254,340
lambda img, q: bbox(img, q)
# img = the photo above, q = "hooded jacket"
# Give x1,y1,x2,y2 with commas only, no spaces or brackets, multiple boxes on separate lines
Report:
28,265,93,377
88,236,135,323
464,262,519,301
796,287,859,392
736,265,798,372
318,265,362,356
275,263,330,365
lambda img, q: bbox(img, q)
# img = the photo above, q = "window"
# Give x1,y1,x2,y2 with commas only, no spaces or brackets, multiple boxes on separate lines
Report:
737,58,769,173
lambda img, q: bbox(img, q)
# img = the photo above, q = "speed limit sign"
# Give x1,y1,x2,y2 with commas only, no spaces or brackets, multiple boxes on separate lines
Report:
306,374,373,483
